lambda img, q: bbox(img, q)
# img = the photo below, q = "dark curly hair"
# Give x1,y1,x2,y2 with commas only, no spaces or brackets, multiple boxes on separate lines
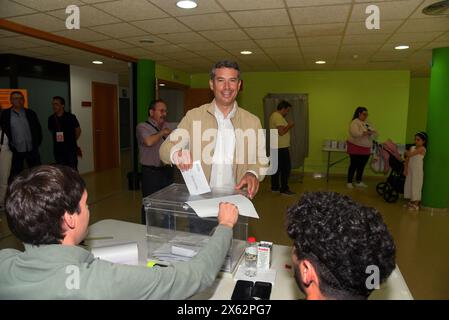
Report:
5,165,86,246
286,191,396,299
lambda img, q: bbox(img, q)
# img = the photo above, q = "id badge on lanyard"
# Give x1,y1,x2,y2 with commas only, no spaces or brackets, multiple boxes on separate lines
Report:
55,116,64,142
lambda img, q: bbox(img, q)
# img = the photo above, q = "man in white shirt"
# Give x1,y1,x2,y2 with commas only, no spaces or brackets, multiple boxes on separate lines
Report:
159,61,268,199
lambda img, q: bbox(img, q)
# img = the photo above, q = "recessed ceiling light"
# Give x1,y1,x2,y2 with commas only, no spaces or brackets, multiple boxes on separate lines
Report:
92,60,103,65
159,83,166,87
395,45,410,50
240,50,253,55
176,1,197,9
315,60,326,64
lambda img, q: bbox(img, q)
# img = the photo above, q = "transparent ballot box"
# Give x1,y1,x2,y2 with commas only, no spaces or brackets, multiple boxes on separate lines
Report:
143,183,249,273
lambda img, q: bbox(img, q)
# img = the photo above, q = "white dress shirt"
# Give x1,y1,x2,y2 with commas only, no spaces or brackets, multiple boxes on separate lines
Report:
210,103,237,189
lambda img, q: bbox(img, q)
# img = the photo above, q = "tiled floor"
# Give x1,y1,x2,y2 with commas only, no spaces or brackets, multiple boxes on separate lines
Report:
1,153,448,299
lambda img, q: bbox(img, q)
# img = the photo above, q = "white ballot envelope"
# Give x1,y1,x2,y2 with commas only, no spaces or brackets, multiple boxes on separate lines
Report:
186,194,259,219
181,160,211,195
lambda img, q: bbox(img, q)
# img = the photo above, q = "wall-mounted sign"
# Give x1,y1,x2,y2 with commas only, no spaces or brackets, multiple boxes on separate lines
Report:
81,101,92,107
0,89,29,109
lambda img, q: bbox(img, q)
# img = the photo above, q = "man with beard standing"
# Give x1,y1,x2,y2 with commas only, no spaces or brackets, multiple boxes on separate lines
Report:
136,99,173,224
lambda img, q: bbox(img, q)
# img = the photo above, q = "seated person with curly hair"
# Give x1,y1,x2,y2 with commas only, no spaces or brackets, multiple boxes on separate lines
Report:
286,191,396,300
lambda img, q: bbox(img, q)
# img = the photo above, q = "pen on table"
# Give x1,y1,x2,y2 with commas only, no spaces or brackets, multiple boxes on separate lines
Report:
147,261,168,268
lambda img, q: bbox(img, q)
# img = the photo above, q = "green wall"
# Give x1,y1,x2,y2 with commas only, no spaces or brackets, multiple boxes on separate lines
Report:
137,59,155,124
406,77,430,143
191,70,411,174
156,64,191,86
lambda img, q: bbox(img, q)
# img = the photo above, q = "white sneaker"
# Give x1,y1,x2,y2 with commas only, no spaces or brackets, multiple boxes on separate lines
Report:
346,183,354,189
355,182,368,188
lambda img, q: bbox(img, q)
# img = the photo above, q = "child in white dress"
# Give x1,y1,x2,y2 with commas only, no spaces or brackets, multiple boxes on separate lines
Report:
404,132,427,211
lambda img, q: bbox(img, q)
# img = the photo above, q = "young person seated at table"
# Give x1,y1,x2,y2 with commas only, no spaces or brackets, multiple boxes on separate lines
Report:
0,165,238,299
286,191,396,300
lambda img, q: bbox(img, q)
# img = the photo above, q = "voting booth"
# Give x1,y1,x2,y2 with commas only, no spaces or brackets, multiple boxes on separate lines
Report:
143,184,249,273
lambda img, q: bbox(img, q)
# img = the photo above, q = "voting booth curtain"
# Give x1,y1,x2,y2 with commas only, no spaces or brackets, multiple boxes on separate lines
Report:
263,94,309,169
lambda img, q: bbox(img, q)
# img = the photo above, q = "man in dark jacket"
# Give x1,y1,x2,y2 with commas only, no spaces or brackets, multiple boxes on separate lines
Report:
48,96,81,170
0,91,42,180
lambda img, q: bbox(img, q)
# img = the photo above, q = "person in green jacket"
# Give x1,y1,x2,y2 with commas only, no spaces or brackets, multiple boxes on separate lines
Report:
0,165,238,299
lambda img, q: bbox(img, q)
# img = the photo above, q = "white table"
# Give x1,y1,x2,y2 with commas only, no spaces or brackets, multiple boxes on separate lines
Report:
88,219,413,300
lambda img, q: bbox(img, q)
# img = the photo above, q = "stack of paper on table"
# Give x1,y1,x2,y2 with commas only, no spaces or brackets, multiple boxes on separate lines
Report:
150,234,237,270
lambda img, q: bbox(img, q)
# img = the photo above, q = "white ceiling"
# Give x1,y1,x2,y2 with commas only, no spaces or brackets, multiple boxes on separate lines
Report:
1,0,449,78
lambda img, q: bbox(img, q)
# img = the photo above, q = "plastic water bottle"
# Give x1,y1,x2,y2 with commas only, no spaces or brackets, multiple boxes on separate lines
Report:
244,237,258,277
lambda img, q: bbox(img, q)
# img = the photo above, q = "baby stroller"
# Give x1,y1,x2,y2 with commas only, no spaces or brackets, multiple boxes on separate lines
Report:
372,140,405,203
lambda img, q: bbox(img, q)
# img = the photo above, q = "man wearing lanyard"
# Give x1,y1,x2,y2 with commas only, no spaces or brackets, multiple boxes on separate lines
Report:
159,60,268,199
136,99,173,224
48,96,81,170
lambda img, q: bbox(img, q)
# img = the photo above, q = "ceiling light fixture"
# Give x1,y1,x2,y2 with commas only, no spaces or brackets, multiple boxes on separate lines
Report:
92,60,103,65
240,50,253,55
315,60,326,64
176,1,197,9
395,45,410,50
159,83,166,87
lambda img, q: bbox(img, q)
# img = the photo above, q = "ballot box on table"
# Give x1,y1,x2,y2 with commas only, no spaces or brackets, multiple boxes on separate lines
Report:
143,183,248,273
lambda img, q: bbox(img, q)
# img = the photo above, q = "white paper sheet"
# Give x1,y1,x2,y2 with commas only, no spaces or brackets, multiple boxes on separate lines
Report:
186,194,259,219
91,242,138,265
181,160,211,195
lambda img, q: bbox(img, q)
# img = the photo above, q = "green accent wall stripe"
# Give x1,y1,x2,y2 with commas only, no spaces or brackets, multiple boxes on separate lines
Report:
422,47,449,209
137,59,155,124
406,77,430,142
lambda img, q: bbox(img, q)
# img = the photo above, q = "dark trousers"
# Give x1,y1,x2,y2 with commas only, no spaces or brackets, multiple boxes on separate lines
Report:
9,149,41,182
141,165,173,225
347,154,370,183
271,147,291,192
55,151,78,171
